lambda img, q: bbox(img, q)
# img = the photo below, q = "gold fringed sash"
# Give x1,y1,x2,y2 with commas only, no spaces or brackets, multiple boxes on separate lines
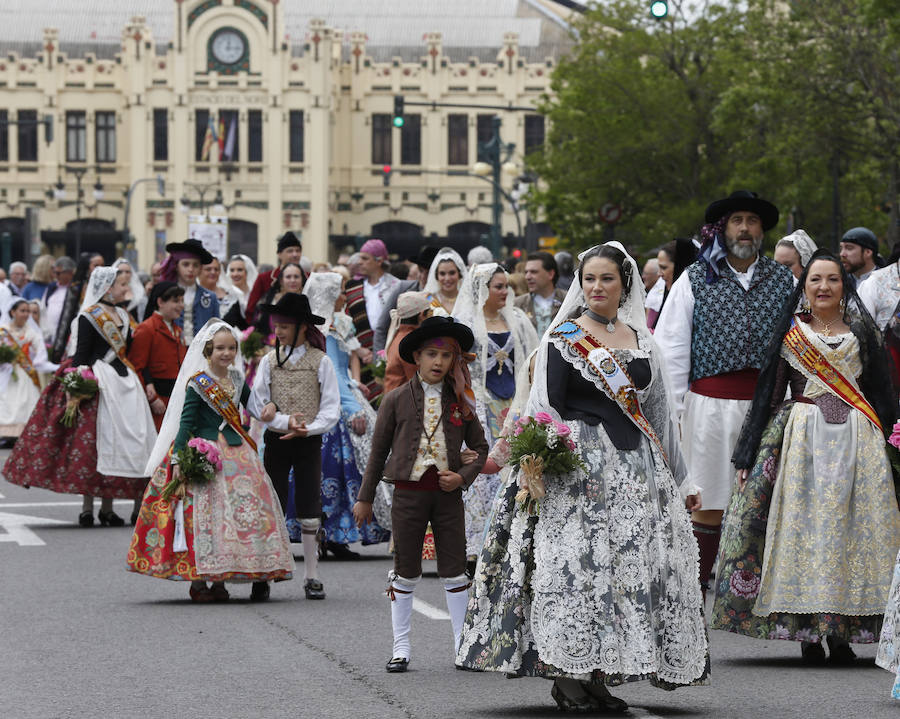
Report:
0,327,40,388
83,304,137,374
189,371,258,452
784,319,882,432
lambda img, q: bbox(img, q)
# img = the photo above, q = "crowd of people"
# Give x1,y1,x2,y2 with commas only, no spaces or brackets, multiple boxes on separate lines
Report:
2,188,900,710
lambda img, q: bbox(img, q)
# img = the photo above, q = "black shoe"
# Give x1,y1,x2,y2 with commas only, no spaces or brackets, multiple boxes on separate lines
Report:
801,641,827,666
130,510,139,525
465,558,478,580
385,657,409,673
97,509,125,527
78,511,94,528
826,636,857,666
304,578,326,600
250,581,270,602
325,541,361,561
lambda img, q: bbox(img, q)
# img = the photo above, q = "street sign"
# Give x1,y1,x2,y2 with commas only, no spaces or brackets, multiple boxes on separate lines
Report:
538,235,558,249
599,203,622,224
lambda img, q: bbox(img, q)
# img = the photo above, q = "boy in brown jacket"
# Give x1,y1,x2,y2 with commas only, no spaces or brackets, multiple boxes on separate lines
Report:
353,316,488,673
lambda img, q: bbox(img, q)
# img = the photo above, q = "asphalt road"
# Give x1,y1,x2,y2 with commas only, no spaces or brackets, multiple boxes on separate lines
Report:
1,451,898,719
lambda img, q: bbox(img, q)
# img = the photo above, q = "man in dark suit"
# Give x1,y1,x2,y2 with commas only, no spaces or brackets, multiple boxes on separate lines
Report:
514,251,567,336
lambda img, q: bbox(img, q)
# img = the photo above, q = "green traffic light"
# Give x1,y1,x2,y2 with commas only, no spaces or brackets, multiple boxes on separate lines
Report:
393,116,405,128
650,0,668,18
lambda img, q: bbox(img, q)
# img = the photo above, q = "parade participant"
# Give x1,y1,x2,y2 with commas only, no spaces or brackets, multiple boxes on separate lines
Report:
219,254,259,327
112,257,147,321
4,267,157,526
0,297,58,446
252,262,305,341
128,282,187,433
878,543,900,699
159,239,219,344
642,257,660,292
250,293,341,600
457,243,707,711
22,254,54,301
859,247,900,333
357,239,401,336
466,245,493,267
840,226,881,285
655,190,794,599
515,251,567,336
199,256,229,304
774,229,818,279
373,245,440,353
453,262,538,572
128,320,294,602
48,254,104,362
422,247,466,315
244,231,303,322
555,250,575,291
353,315,489,673
383,291,437,394
303,272,387,559
7,261,27,296
714,250,900,665
647,238,697,330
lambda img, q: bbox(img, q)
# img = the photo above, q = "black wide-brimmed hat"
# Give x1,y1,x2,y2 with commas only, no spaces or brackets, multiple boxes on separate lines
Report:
164,238,214,265
407,245,440,269
704,190,779,231
259,293,324,326
399,316,474,364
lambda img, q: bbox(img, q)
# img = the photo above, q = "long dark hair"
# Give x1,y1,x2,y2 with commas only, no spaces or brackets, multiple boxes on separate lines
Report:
733,249,894,468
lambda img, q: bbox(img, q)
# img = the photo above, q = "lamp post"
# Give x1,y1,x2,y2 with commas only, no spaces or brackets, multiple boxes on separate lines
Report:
53,166,104,259
180,181,221,220
475,117,516,258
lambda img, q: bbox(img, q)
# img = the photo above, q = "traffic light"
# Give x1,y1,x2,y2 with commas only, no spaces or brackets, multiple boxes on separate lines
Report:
650,1,668,18
512,248,522,259
393,95,405,128
382,165,392,186
42,114,53,144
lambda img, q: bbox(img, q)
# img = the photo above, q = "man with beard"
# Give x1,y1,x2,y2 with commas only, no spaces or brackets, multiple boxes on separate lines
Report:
839,227,881,286
655,190,794,601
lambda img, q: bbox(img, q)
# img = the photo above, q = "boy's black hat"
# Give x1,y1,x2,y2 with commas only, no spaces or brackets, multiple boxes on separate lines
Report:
399,315,474,363
259,293,324,326
164,238,214,265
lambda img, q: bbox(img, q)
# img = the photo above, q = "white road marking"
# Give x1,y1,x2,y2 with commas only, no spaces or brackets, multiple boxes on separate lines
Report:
0,511,69,546
412,597,450,620
0,500,132,508
629,708,666,719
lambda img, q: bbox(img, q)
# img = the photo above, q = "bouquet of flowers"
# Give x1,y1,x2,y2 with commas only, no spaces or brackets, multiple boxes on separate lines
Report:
58,366,99,427
505,412,585,514
0,344,19,381
888,422,900,488
160,437,223,501
364,349,387,380
240,327,266,358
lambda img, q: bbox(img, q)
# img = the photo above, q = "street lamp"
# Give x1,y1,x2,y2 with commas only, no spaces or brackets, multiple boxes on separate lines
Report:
475,116,517,258
52,166,105,259
180,181,221,221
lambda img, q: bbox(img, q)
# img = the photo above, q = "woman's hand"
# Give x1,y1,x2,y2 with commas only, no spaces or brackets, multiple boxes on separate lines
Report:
684,492,702,511
737,468,750,490
350,416,367,435
150,398,166,415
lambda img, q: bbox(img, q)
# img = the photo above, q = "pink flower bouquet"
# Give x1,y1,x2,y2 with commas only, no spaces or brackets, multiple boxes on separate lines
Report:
890,421,900,451
58,366,99,427
160,437,223,500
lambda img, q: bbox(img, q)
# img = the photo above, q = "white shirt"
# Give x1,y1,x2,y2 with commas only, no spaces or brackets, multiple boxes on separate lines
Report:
858,261,900,331
249,344,340,436
363,274,389,329
654,258,759,416
45,284,68,342
645,276,666,312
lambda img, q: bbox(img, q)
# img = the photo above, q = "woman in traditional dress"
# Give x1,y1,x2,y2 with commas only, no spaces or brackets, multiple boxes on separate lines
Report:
3,267,157,526
0,297,58,446
219,254,259,328
303,272,389,558
713,249,900,665
111,257,147,322
423,247,467,314
452,262,539,573
646,238,696,331
252,262,304,342
128,320,294,602
457,243,707,712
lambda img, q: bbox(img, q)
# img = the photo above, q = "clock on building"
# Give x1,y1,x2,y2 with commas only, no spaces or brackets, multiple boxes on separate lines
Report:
211,28,246,65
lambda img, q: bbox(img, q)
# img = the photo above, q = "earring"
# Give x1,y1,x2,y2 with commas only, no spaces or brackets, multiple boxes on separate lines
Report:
839,297,846,313
800,295,811,313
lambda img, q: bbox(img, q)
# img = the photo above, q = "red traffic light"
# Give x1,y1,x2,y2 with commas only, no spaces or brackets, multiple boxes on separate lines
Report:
512,248,522,258
382,165,392,174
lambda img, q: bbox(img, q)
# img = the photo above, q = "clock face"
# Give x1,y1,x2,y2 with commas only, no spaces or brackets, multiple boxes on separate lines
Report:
212,30,245,65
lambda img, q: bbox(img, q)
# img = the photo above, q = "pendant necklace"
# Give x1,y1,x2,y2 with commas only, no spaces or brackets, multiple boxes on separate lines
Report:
811,312,837,337
585,308,617,333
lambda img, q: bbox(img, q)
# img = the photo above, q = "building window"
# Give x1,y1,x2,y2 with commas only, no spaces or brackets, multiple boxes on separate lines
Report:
448,114,468,166
153,108,168,162
524,115,545,154
95,111,116,163
66,111,87,162
248,109,263,162
289,110,304,162
219,109,239,162
0,111,7,162
196,109,210,161
476,114,496,161
371,113,392,165
17,110,37,162
400,114,421,165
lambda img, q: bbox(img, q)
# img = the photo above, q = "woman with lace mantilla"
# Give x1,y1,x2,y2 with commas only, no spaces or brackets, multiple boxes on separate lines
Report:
712,249,900,670
456,243,708,712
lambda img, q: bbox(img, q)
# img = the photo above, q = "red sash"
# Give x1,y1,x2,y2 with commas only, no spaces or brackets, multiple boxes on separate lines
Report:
783,319,882,432
189,371,258,452
0,327,40,388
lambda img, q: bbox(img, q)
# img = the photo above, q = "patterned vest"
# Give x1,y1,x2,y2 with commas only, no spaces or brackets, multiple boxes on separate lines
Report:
688,256,793,382
270,345,325,431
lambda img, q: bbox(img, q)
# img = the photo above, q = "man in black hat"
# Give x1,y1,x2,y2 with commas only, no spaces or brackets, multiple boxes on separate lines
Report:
839,226,881,285
655,190,794,601
353,316,488,673
161,239,219,343
248,292,340,601
372,245,440,352
244,231,303,322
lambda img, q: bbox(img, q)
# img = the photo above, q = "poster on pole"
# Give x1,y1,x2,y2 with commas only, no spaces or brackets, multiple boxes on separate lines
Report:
188,215,228,261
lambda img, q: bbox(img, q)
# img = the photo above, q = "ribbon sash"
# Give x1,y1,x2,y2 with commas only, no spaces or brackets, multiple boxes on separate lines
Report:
783,319,882,432
552,321,669,463
189,371,258,452
83,304,137,374
0,327,40,388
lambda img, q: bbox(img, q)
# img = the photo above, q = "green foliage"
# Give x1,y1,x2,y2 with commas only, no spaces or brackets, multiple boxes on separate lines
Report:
0,345,17,364
240,330,264,358
506,417,586,476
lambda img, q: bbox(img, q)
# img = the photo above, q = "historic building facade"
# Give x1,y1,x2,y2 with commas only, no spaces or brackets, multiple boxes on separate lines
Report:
0,0,571,267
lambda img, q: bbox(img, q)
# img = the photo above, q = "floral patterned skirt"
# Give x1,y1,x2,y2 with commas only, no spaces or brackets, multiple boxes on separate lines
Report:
711,402,887,643
457,422,709,689
3,370,147,499
127,435,294,582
